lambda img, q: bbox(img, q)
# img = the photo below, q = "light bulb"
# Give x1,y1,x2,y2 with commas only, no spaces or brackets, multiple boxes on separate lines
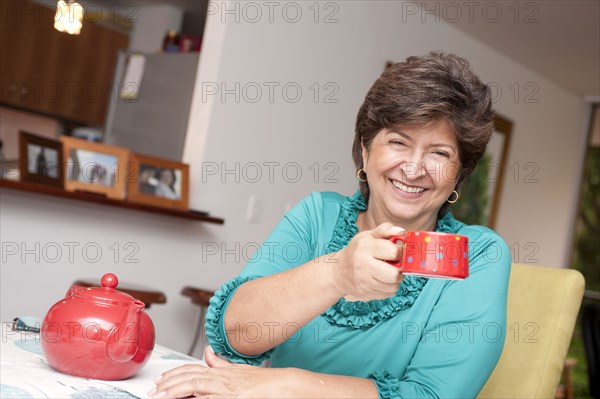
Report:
54,0,84,35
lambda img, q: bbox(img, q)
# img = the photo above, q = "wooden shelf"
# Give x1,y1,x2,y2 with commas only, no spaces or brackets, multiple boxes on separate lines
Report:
0,179,224,224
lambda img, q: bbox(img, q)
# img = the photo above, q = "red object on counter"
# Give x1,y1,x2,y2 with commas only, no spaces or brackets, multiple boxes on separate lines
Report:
40,273,155,380
179,34,202,52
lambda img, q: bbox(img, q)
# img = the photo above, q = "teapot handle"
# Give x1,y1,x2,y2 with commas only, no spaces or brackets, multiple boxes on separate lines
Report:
105,300,144,363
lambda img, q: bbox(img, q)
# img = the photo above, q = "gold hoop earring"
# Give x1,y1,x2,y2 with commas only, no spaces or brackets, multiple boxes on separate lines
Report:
356,168,367,182
447,190,460,204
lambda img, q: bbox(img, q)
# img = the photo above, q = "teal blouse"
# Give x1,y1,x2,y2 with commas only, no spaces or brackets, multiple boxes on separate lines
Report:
206,191,511,398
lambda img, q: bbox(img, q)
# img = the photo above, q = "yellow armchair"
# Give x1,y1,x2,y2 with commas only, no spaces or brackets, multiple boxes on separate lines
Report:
479,263,585,398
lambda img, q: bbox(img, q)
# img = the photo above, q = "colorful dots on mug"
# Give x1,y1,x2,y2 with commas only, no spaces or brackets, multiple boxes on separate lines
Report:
387,232,468,279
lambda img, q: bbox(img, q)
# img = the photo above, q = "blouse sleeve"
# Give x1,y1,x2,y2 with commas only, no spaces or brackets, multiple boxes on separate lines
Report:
205,193,323,364
368,226,512,398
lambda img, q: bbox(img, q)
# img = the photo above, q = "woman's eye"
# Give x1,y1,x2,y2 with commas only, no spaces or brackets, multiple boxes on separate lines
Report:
433,151,450,158
390,140,407,146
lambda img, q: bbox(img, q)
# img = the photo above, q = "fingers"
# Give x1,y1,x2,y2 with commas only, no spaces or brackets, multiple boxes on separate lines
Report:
358,242,405,296
336,223,406,300
372,259,405,283
360,272,403,299
371,239,403,263
348,258,404,298
204,346,231,368
351,227,403,263
155,364,207,382
149,364,212,398
148,362,261,399
370,223,405,239
152,372,216,398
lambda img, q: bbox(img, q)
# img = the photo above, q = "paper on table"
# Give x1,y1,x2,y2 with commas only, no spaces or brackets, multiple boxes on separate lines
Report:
102,345,207,398
1,332,206,399
1,358,140,399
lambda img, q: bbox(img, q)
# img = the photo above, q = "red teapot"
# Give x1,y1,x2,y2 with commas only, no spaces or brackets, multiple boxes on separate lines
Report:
41,273,155,380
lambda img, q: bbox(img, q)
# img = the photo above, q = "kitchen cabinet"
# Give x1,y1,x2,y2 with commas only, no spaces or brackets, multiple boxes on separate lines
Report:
0,0,129,127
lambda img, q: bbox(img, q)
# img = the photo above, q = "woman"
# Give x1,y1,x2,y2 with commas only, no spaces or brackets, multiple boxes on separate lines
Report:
149,51,511,398
155,168,178,200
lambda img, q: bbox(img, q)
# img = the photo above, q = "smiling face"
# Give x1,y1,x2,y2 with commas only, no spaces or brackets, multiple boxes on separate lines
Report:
360,119,461,231
160,169,174,185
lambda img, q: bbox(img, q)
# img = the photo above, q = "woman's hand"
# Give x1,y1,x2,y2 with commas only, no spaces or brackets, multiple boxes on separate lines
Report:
148,346,289,398
331,223,405,301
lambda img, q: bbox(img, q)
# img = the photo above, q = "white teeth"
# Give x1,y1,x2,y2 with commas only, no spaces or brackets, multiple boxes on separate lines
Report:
391,180,425,194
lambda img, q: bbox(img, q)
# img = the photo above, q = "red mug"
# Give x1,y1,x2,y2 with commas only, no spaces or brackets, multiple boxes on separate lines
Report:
388,231,469,279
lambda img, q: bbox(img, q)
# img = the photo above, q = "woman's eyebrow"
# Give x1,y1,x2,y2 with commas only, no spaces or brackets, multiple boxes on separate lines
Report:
385,130,411,139
430,143,456,150
385,131,457,151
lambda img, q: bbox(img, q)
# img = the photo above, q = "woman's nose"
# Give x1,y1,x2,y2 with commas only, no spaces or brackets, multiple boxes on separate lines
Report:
400,161,426,179
400,155,426,180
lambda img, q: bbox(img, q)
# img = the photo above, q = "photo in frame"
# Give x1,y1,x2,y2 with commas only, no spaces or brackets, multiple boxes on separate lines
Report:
126,153,189,210
452,114,513,228
60,136,130,200
18,131,64,188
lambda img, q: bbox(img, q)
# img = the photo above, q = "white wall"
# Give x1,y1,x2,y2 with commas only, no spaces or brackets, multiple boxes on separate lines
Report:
0,106,61,160
0,190,219,356
184,0,588,275
1,1,588,355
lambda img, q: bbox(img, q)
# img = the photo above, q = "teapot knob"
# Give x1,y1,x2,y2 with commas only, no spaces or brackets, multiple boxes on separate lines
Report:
101,273,118,289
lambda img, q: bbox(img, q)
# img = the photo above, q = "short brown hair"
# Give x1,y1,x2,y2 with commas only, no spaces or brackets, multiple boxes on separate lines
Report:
352,51,494,217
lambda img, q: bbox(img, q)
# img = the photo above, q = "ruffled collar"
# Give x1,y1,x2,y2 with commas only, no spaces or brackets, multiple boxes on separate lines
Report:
322,190,464,329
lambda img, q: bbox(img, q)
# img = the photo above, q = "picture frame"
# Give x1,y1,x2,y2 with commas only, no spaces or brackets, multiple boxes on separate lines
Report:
60,136,130,200
452,114,513,228
126,153,189,210
19,131,64,188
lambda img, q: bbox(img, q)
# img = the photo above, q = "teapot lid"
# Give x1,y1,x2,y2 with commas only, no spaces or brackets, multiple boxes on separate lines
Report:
73,273,139,305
